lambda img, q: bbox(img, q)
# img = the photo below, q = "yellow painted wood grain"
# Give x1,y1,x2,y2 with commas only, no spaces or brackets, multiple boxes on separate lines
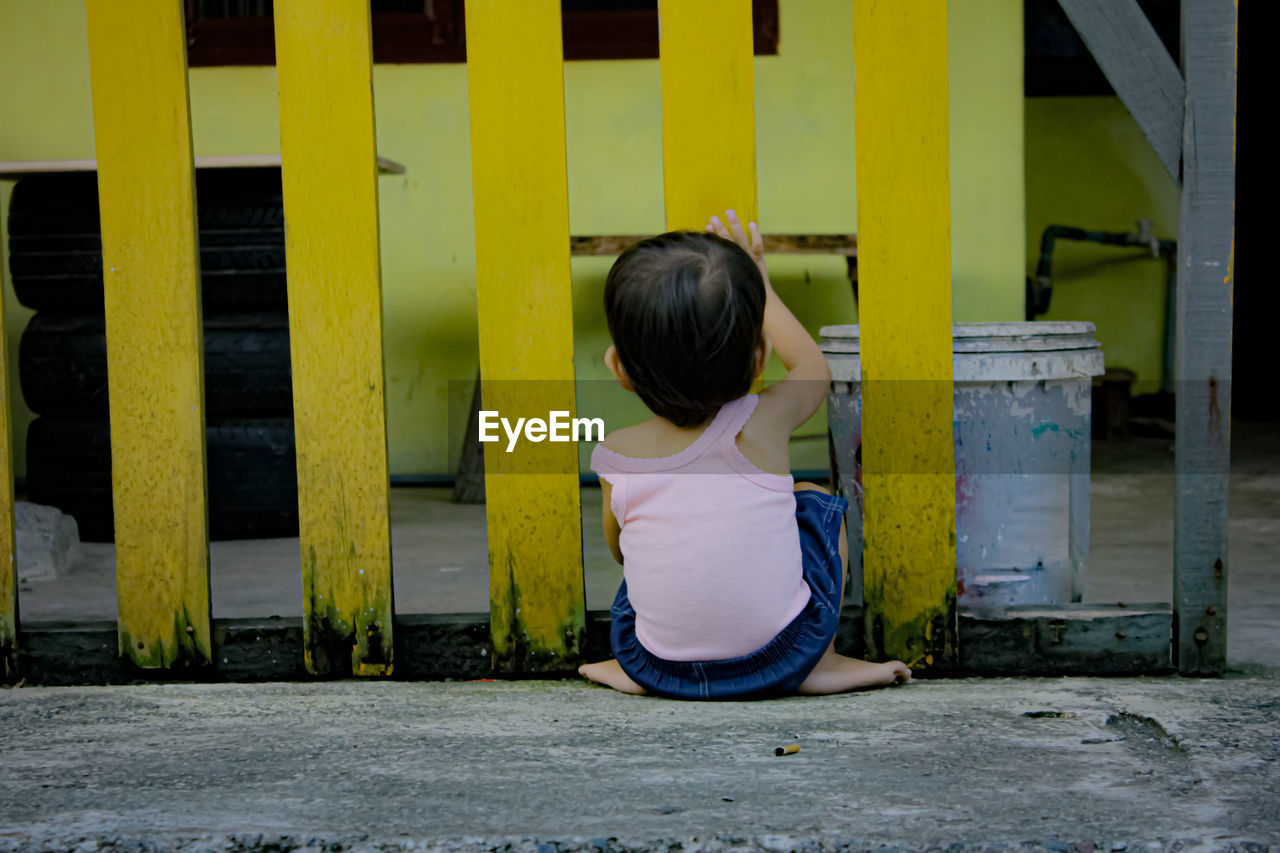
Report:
658,0,758,230
467,0,586,671
84,0,211,669
274,0,394,676
852,0,958,671
0,197,15,678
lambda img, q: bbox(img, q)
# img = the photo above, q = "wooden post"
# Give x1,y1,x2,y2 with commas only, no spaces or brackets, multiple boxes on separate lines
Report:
1055,0,1185,182
274,0,395,676
658,0,758,229
84,0,211,669
1068,437,1091,603
0,192,15,679
467,0,586,672
852,0,958,672
1174,0,1236,676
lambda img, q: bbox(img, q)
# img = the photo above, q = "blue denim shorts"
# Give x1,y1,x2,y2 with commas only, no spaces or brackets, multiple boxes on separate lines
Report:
609,488,850,700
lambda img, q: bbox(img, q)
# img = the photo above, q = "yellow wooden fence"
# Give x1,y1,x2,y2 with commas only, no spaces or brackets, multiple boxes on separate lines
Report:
85,0,212,671
853,0,957,670
0,0,955,677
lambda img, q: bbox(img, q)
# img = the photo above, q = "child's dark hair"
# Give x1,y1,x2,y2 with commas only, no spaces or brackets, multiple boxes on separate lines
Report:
604,231,766,427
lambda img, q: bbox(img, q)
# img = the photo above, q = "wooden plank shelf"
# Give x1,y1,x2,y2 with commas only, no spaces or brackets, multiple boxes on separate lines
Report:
570,234,857,256
0,155,406,179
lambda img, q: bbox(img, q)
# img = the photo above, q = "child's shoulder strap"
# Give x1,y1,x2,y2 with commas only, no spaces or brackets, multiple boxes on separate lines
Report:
713,394,760,448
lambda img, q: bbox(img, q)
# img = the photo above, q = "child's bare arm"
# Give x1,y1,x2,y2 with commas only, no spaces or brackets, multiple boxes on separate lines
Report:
708,210,831,432
600,480,623,565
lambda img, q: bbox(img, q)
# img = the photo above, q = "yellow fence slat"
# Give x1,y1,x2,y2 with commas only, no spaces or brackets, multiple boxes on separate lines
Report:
0,199,14,678
467,0,586,672
274,0,394,676
658,0,758,230
84,0,210,669
853,0,958,671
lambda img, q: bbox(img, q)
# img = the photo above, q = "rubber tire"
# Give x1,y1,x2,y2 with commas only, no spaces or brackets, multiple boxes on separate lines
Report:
19,312,293,418
11,270,288,315
7,169,284,235
9,241,285,276
7,170,287,313
24,417,299,542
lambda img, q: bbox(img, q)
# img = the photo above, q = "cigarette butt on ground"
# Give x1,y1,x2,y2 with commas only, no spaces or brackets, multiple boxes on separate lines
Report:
774,743,800,756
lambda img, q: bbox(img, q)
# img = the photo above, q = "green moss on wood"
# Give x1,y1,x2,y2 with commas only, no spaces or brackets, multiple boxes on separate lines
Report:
864,591,958,673
118,603,211,670
303,546,394,676
1,617,16,681
489,556,586,673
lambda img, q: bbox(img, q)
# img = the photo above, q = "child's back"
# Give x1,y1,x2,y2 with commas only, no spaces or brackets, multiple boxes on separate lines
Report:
592,394,809,661
579,211,910,699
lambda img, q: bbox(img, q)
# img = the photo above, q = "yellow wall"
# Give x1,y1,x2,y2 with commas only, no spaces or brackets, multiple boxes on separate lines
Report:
950,0,1026,323
2,0,1026,478
1026,97,1180,393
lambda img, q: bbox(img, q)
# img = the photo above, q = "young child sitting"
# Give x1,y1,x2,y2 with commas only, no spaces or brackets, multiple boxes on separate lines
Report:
578,210,912,699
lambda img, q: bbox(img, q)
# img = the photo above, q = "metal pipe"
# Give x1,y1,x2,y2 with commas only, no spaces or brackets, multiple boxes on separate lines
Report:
1028,220,1177,390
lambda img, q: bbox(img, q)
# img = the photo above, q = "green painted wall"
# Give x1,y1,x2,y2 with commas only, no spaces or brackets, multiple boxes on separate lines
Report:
2,0,1026,479
1025,97,1180,394
950,0,1026,324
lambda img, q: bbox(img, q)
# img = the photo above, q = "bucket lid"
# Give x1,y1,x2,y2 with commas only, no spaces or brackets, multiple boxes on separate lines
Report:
820,321,1099,354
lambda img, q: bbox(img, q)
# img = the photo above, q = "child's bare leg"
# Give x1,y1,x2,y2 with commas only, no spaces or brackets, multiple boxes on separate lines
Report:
794,482,911,694
578,659,647,695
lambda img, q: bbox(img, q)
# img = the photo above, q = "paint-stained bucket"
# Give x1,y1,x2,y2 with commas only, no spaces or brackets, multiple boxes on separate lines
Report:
821,322,1105,607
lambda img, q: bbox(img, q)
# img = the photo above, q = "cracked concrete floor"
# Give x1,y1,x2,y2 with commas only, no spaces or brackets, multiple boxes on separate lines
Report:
1,676,1278,850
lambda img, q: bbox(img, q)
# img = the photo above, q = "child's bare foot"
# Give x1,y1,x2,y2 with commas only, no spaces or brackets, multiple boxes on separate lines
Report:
795,650,911,695
578,659,648,695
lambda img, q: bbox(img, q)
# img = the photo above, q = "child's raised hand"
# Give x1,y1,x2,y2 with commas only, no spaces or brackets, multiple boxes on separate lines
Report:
707,210,767,279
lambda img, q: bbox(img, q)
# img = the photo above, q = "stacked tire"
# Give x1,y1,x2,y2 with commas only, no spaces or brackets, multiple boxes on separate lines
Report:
10,169,300,541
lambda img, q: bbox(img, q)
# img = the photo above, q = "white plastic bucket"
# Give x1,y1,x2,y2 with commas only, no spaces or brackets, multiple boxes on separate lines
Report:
822,322,1105,607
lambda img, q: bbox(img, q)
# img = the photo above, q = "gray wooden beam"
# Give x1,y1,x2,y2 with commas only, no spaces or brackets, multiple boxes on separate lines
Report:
960,604,1173,675
1056,0,1185,182
1173,0,1236,677
826,393,864,608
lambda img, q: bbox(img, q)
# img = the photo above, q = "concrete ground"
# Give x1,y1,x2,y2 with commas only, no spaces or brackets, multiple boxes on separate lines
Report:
4,426,1278,849
1,676,1278,850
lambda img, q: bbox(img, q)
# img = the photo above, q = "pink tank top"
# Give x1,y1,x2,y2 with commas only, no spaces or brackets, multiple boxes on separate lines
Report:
590,394,810,661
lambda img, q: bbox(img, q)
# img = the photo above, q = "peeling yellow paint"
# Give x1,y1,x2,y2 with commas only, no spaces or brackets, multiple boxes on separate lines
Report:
274,0,394,676
85,0,211,669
